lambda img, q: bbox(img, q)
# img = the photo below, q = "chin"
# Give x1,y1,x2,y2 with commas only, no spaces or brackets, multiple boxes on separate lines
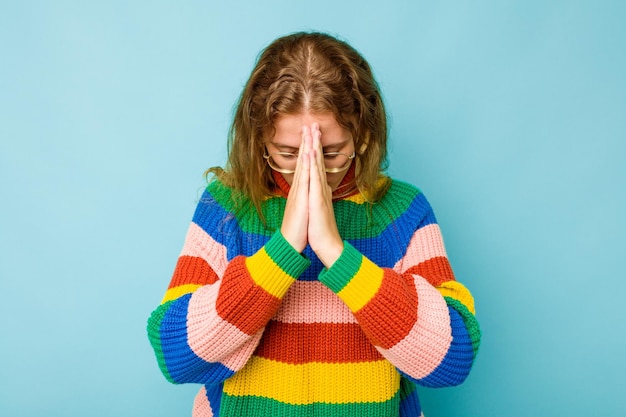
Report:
328,182,342,192
326,175,346,191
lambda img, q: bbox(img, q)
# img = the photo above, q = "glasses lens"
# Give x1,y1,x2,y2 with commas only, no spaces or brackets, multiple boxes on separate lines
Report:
267,152,297,174
265,151,354,174
323,152,354,173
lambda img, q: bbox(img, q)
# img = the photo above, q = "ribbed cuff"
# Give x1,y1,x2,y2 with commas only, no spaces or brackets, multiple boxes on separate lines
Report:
264,231,311,278
318,241,363,293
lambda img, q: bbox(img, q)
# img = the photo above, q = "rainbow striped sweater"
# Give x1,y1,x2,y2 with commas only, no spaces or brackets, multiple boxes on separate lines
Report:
147,175,481,417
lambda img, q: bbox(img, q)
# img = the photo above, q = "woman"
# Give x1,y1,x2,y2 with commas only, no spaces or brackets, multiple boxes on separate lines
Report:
147,31,481,417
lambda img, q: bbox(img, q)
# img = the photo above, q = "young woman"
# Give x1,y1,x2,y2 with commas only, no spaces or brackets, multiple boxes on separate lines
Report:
147,31,481,417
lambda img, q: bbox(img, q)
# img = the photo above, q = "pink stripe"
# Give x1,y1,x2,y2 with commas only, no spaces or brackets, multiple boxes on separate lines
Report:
181,223,229,278
377,274,452,379
187,285,263,371
394,224,448,273
273,281,357,324
192,386,213,417
191,385,213,417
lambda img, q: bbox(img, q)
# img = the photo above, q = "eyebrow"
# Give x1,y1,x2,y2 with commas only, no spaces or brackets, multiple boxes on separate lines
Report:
271,143,299,152
321,139,350,151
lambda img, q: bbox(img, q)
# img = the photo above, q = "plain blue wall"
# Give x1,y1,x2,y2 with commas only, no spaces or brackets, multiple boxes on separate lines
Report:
1,1,625,416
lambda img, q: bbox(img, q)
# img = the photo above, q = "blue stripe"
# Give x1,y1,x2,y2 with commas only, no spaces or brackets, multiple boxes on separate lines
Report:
296,194,436,281
205,382,224,416
192,189,437,281
306,192,436,280
404,306,475,388
160,294,235,384
192,190,271,260
350,192,437,267
399,377,422,417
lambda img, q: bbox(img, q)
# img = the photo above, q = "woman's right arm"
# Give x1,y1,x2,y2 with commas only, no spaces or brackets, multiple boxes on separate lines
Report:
147,188,310,385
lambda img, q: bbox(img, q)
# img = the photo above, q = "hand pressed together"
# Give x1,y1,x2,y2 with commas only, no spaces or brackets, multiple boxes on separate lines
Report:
280,123,344,268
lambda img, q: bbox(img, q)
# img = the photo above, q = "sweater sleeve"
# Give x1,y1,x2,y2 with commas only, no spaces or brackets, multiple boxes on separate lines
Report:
147,190,310,385
318,205,481,388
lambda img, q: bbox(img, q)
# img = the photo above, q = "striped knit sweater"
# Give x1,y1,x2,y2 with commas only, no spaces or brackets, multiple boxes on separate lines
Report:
147,173,481,417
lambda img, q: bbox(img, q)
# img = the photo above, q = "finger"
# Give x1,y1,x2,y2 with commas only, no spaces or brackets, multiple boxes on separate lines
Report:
289,126,309,194
311,123,329,194
311,123,321,156
298,125,314,199
308,148,317,182
281,129,310,253
299,142,310,190
308,149,323,202
302,124,313,155
300,125,312,188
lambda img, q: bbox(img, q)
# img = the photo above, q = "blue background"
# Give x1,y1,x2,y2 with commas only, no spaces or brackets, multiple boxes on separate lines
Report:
1,1,625,416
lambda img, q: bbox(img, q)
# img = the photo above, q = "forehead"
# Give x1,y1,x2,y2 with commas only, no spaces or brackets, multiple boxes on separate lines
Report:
271,112,351,146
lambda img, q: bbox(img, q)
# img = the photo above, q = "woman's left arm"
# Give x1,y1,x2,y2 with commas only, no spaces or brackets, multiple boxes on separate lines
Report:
318,212,481,388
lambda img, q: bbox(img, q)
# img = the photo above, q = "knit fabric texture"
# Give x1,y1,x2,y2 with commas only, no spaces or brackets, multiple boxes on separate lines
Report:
147,175,481,417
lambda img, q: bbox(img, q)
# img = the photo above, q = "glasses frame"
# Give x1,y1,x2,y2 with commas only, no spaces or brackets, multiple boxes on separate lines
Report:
263,150,355,174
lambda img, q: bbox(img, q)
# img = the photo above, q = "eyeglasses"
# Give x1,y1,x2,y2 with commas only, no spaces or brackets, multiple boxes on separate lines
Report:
263,151,355,174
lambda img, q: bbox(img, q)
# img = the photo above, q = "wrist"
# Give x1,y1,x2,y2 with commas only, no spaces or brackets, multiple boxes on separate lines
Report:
280,224,307,253
316,239,344,268
318,241,362,293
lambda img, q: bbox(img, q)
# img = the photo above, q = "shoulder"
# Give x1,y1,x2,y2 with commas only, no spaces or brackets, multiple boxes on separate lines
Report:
380,178,430,208
192,179,243,223
383,178,422,201
198,178,273,235
202,178,250,212
205,177,234,200
375,177,436,226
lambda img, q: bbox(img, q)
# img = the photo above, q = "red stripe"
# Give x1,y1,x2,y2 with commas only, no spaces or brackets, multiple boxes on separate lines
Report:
168,255,218,289
405,256,455,287
215,256,282,335
255,321,384,364
354,269,418,349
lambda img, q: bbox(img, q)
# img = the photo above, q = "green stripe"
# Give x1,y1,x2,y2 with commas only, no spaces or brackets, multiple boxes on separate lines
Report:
207,180,422,240
318,241,363,293
264,231,311,278
399,376,417,401
444,297,482,357
207,182,283,234
219,391,401,417
146,301,176,383
333,181,419,239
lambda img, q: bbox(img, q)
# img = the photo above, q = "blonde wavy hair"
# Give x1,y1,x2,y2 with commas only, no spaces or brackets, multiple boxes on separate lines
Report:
208,31,390,219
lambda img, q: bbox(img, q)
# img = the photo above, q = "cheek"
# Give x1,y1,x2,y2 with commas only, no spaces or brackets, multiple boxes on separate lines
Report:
326,172,347,191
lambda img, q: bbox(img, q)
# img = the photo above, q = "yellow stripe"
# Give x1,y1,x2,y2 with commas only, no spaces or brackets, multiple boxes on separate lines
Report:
161,284,202,304
343,177,390,204
337,256,383,312
437,281,475,314
245,248,295,299
223,356,400,405
343,193,368,204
